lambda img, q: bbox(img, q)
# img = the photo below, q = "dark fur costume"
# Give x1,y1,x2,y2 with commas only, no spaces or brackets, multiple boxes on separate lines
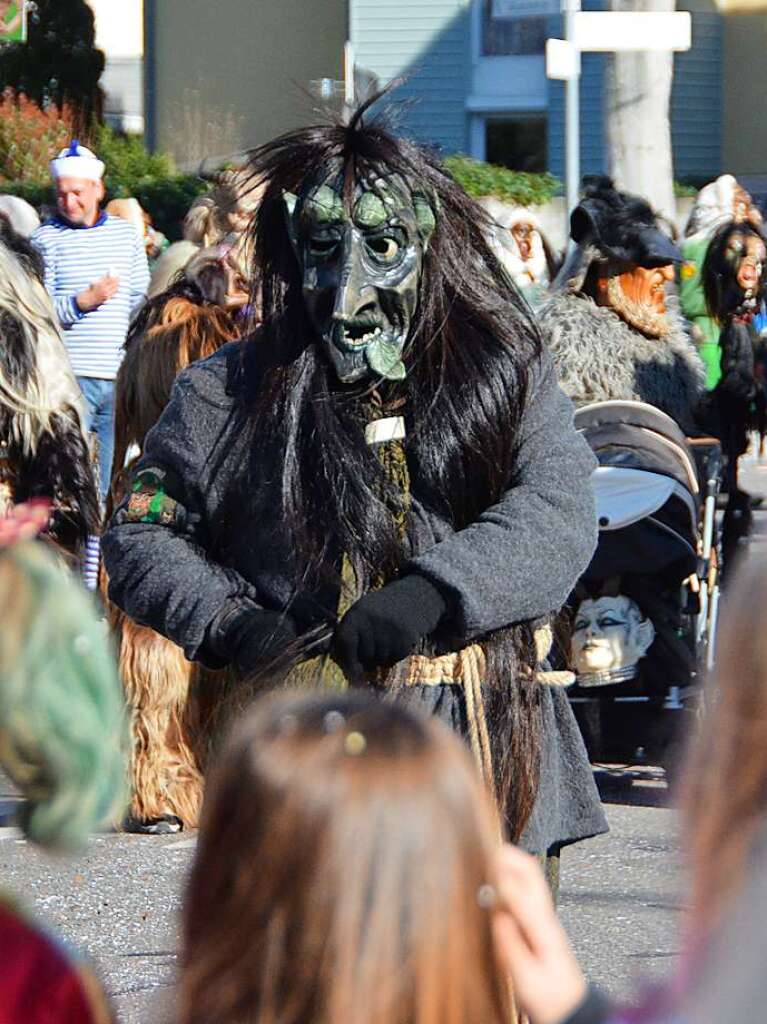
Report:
539,292,705,434
105,277,239,830
0,237,98,560
104,103,606,850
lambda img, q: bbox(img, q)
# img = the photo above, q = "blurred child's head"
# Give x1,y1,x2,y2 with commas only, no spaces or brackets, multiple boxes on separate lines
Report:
181,691,507,1024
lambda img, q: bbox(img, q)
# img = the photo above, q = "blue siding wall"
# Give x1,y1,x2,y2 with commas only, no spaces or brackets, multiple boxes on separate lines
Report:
351,0,472,154
671,12,722,181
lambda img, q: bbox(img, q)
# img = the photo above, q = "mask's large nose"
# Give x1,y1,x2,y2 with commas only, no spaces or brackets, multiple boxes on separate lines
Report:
331,232,376,323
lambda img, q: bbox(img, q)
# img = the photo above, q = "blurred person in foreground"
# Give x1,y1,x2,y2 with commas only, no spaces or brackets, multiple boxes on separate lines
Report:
489,553,767,1024
180,690,590,1024
0,502,126,1024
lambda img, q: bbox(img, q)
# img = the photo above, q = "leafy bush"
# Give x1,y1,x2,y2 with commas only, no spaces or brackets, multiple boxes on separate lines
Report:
0,89,74,184
94,125,175,197
132,175,209,241
444,154,561,206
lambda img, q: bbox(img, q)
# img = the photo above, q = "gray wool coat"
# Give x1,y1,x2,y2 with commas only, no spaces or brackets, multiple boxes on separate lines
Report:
102,340,608,854
539,292,706,435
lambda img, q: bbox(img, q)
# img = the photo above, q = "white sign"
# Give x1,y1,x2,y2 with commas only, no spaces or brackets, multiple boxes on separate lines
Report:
546,38,580,80
572,11,691,52
491,0,559,18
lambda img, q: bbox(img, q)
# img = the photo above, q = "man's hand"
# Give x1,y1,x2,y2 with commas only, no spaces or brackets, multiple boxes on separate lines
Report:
75,274,120,313
333,574,446,685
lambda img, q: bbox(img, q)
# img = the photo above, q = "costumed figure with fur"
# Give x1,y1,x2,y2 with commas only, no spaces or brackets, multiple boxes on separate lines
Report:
680,175,763,390
540,176,706,436
701,221,767,567
0,222,99,566
103,101,607,860
477,196,560,309
105,261,241,834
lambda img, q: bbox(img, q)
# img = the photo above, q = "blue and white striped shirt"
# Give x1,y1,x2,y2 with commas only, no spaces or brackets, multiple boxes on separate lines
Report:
32,213,150,380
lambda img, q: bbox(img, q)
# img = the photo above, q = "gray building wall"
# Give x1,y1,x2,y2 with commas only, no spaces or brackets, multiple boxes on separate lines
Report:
351,0,472,154
144,0,347,167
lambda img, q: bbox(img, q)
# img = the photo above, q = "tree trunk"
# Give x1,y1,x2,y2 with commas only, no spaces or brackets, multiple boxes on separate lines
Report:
605,0,676,223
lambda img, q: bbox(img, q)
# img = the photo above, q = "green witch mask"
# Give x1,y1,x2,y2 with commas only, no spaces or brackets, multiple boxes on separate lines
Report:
284,172,437,384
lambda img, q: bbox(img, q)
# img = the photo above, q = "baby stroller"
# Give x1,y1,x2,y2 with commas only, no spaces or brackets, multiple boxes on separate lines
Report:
567,400,722,772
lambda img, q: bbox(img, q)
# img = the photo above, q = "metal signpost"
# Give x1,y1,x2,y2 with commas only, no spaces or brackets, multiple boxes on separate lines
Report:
546,4,692,234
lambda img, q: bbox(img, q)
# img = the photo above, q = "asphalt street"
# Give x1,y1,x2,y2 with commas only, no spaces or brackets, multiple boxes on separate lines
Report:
0,771,681,1024
3,449,766,1024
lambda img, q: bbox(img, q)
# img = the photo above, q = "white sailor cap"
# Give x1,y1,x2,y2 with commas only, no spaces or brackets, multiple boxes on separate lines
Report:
50,139,105,181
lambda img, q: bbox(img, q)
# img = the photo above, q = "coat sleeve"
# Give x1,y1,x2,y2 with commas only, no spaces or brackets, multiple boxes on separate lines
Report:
101,365,260,662
407,350,597,639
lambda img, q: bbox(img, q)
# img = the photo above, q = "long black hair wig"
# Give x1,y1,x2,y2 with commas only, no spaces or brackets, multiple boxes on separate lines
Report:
703,220,767,321
227,99,545,836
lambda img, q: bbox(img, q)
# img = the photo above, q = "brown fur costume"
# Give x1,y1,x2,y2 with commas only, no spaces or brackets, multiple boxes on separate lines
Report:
106,284,239,829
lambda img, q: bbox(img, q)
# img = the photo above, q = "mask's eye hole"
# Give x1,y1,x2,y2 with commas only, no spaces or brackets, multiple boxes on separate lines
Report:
309,237,339,259
367,236,401,262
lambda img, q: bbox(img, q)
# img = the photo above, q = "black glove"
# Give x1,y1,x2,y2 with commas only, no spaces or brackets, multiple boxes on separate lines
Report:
333,574,447,685
203,600,298,678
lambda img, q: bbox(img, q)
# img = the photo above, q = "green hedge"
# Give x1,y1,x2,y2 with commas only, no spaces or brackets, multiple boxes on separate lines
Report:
444,154,561,206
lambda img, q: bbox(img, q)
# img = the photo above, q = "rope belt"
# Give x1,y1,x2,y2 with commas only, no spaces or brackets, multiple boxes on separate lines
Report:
399,628,574,790
405,643,493,786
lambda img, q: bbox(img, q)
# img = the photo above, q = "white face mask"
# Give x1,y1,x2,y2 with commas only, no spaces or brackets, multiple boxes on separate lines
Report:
570,595,655,677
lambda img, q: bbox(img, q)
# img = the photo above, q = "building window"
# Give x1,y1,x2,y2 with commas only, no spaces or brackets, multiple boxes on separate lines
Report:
485,117,548,173
481,0,547,56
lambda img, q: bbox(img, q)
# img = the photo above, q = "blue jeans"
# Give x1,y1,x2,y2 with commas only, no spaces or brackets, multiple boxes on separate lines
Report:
77,376,115,503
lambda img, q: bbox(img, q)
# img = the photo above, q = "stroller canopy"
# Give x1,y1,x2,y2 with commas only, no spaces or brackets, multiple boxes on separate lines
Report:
575,400,700,583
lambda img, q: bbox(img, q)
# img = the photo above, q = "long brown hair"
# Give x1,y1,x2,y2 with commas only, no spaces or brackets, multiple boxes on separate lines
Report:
179,691,509,1024
683,555,767,934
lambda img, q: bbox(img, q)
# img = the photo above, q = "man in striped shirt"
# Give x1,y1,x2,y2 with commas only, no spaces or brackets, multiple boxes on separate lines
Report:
32,141,150,501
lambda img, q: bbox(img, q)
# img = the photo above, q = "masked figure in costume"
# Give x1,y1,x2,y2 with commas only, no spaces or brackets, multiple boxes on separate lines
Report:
478,197,559,308
103,104,607,856
701,222,767,564
540,176,705,435
680,175,763,390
